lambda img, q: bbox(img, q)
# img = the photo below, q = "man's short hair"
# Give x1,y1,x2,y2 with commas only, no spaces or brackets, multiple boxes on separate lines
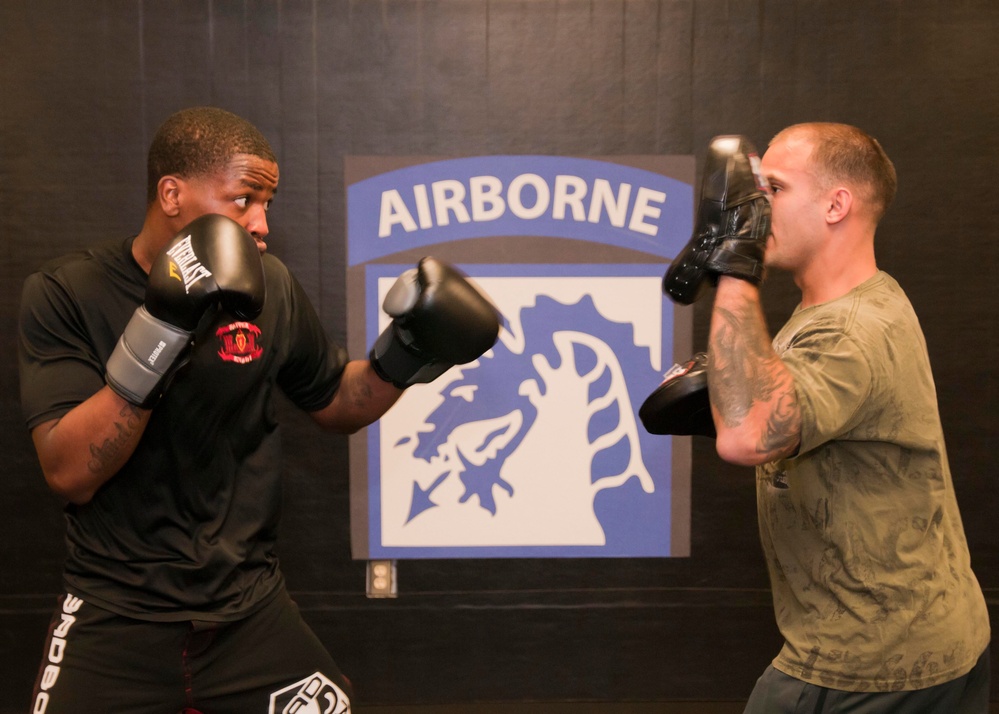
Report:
146,107,277,204
773,122,897,222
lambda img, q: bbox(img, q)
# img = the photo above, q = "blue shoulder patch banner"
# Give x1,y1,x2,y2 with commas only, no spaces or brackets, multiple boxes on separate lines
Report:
346,155,695,559
347,156,693,264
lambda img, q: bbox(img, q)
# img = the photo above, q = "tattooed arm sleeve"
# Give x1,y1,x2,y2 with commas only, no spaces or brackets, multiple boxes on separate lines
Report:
707,277,801,466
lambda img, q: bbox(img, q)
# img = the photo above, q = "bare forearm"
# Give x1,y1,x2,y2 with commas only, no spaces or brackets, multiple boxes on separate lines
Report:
31,387,151,504
310,360,403,433
708,278,800,465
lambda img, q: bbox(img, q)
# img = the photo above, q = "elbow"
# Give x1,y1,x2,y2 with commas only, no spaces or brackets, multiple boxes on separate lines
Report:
337,413,384,434
713,422,801,467
714,428,769,467
34,447,96,505
44,469,97,506
310,410,371,435
329,422,365,436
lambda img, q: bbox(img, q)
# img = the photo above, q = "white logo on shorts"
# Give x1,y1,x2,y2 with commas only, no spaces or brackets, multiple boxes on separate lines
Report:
33,593,85,714
268,672,350,714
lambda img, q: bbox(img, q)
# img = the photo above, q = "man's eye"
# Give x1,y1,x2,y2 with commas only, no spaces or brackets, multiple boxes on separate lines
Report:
234,196,249,209
264,199,273,212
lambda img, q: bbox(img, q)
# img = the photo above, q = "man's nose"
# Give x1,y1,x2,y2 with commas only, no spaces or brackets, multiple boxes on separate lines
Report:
248,207,269,237
245,207,269,238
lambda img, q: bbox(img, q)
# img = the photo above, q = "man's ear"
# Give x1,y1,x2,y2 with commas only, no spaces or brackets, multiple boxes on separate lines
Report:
825,187,853,225
156,176,183,218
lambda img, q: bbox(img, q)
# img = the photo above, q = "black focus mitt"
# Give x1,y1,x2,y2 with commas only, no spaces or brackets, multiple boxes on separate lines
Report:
663,135,772,305
639,352,715,437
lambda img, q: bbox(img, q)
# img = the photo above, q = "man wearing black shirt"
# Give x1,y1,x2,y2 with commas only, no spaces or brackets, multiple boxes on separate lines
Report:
19,106,498,714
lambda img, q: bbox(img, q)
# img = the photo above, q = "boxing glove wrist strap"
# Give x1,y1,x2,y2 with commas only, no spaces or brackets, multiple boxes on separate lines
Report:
105,306,192,407
370,327,450,389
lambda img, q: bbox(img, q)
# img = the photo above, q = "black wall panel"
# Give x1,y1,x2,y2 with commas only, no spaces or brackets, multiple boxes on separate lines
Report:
1,1,996,709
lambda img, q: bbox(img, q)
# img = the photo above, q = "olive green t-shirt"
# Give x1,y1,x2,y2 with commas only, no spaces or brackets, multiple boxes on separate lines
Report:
758,271,989,691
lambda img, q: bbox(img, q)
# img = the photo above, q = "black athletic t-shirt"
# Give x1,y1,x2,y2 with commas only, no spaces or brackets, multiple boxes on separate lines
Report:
18,236,348,622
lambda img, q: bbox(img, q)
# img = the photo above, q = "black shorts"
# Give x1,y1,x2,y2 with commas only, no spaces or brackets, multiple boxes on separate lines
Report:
30,587,352,714
743,647,990,714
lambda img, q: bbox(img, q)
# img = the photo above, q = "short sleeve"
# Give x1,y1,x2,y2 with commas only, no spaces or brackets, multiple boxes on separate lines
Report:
18,270,107,428
275,268,349,412
779,325,873,456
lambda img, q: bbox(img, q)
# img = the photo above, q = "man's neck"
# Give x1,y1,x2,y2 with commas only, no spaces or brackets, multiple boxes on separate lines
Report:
131,215,175,275
796,249,878,309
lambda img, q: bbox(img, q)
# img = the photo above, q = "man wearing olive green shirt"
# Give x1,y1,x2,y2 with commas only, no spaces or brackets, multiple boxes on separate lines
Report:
706,123,990,712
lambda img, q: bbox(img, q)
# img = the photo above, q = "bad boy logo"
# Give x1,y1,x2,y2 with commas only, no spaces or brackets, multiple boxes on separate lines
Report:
347,155,695,559
268,672,349,714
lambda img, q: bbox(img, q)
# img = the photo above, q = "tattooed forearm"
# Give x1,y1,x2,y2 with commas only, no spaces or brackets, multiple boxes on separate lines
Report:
709,303,785,426
708,288,800,461
86,403,143,474
312,360,404,433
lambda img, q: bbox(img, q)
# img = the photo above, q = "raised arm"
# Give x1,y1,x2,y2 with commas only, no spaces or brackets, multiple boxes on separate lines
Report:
25,215,266,504
309,360,403,433
311,257,500,434
708,277,800,465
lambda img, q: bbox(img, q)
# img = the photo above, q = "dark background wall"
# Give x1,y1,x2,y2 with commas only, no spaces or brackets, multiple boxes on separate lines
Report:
1,1,996,710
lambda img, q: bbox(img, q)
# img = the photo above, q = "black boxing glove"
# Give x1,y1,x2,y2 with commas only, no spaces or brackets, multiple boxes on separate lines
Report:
663,135,772,305
639,352,716,437
105,214,266,407
370,257,501,388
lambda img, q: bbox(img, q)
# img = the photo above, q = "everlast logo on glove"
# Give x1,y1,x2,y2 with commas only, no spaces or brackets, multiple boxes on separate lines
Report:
166,234,214,293
105,214,265,408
